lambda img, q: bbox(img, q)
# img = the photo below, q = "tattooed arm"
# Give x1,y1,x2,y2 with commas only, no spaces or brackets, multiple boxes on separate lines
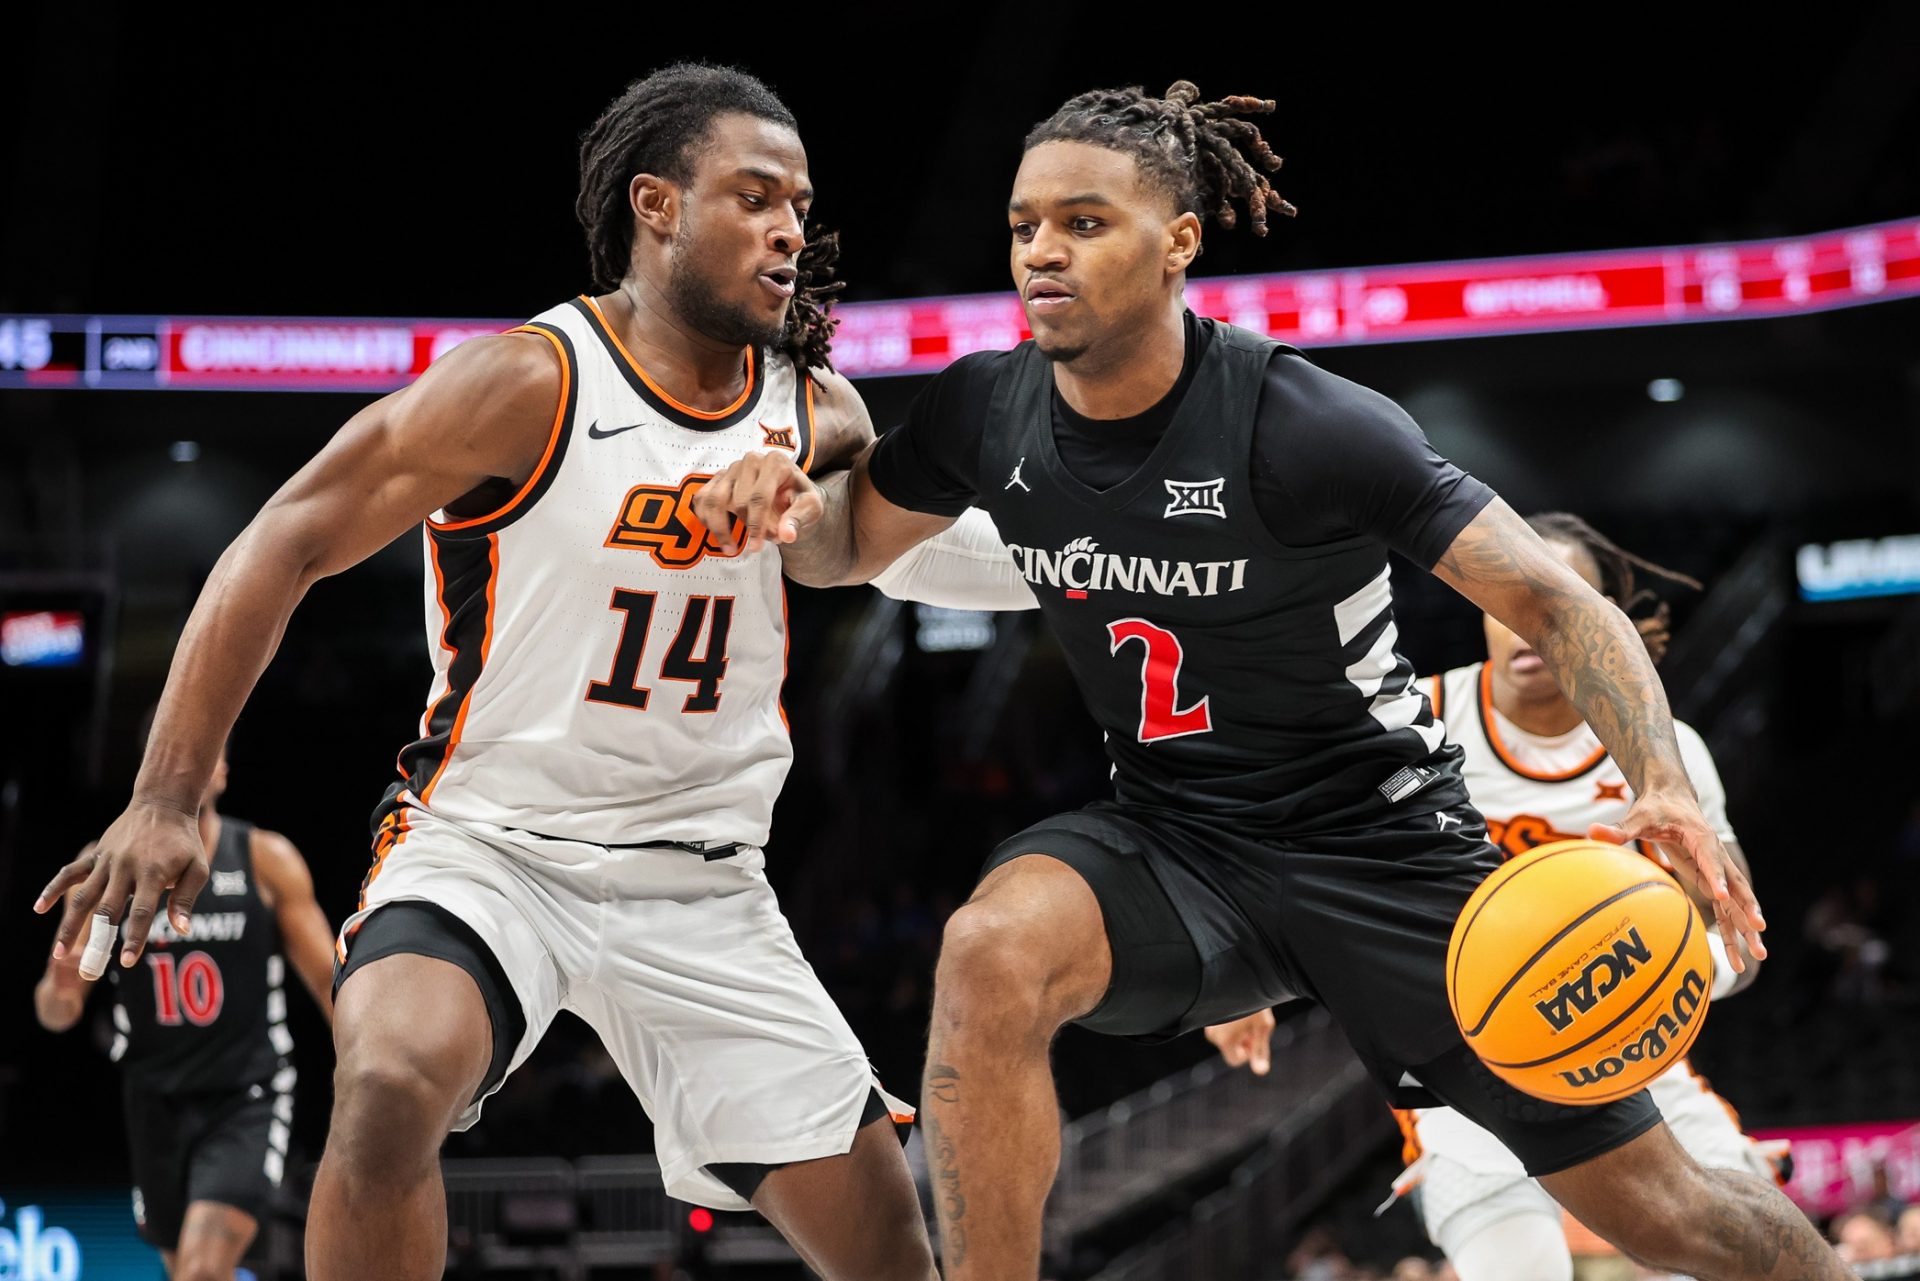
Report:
1432,498,1767,966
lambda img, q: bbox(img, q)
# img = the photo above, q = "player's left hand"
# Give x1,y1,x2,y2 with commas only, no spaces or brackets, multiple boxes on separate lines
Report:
1204,1007,1275,1075
1591,791,1765,971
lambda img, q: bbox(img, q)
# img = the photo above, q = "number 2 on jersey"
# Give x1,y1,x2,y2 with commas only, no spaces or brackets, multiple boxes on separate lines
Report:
587,589,734,713
1107,618,1212,742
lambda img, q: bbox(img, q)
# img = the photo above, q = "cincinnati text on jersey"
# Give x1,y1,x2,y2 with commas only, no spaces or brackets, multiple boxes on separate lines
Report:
143,911,248,945
1010,536,1250,599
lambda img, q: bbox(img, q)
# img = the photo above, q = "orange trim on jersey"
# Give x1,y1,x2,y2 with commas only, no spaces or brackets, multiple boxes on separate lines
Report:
1426,673,1444,724
359,806,414,910
1390,1107,1423,1165
799,375,819,474
429,326,571,532
420,534,500,804
1683,1059,1748,1134
580,295,757,421
1479,662,1608,782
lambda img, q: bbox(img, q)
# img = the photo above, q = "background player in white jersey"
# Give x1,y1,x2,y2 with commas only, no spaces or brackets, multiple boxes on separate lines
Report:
36,727,335,1281
1206,512,1775,1281
32,64,1029,1281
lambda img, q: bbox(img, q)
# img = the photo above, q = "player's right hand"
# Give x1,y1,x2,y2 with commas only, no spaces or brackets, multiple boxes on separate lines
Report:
694,450,823,556
1204,1007,1276,1075
34,801,209,973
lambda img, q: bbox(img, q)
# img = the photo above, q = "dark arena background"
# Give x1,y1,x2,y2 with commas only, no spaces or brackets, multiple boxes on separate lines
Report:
4,6,1919,1279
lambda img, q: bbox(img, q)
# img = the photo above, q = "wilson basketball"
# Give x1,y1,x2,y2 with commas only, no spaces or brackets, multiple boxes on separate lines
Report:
1446,839,1713,1104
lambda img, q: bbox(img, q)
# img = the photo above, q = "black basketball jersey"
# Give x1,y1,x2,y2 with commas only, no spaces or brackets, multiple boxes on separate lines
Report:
108,817,289,1092
964,321,1470,835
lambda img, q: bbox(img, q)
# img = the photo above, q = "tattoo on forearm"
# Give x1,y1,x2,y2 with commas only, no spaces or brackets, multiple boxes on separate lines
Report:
1439,513,1686,795
926,1061,968,1265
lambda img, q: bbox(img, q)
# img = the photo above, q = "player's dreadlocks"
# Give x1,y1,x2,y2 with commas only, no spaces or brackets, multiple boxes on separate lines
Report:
575,64,842,371
1025,80,1297,241
1526,513,1702,663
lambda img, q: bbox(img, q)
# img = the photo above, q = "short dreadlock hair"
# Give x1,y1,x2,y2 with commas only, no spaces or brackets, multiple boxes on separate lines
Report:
1024,80,1297,242
576,64,843,372
1527,512,1702,663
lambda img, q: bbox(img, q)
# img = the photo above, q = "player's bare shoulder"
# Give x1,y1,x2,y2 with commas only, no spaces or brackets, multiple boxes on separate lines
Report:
800,365,875,475
386,330,566,487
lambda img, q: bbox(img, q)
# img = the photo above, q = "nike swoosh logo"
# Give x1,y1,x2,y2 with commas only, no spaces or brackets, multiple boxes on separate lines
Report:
586,420,644,439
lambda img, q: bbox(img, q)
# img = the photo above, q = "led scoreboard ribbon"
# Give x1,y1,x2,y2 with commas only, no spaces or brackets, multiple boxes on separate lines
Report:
3,216,1914,392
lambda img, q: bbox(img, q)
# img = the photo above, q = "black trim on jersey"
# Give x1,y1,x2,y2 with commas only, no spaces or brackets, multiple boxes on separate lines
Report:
392,533,498,808
431,321,579,542
794,361,816,473
567,297,764,432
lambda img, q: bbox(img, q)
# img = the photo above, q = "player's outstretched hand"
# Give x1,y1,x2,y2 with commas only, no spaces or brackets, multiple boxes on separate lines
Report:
695,450,823,556
1204,1007,1276,1076
34,801,208,973
1591,794,1766,972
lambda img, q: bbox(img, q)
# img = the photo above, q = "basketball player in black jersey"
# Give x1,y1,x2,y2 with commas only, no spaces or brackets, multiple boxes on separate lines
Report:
35,733,334,1281
30,65,1005,1281
696,82,1844,1279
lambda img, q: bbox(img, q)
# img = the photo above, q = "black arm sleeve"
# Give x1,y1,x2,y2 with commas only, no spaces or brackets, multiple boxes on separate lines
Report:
865,350,1008,517
1253,352,1496,567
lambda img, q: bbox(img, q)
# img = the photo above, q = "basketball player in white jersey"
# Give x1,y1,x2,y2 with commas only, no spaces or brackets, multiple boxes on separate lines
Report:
1205,512,1775,1281
34,65,1032,1281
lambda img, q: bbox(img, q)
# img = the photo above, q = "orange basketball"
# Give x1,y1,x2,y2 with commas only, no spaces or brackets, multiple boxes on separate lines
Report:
1446,838,1713,1104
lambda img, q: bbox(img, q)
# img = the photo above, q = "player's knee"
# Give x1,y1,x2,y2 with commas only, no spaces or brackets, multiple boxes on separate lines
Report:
330,1047,467,1165
934,901,1067,1027
170,1250,234,1281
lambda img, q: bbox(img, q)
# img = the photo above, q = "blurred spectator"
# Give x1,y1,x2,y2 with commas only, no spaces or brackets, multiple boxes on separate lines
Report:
1898,1203,1920,1256
1831,1209,1899,1264
1804,876,1893,1004
1391,1258,1435,1281
1868,1163,1909,1223
1288,1226,1355,1280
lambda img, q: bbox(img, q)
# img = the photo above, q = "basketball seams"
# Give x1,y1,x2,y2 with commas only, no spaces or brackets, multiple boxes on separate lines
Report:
1446,844,1594,1029
1483,905,1698,1071
1460,878,1670,1037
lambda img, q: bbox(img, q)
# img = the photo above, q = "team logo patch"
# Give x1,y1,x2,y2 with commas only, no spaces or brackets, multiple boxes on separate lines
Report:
1006,458,1030,492
1163,477,1226,519
605,474,745,569
211,870,247,897
760,422,796,450
1593,780,1629,802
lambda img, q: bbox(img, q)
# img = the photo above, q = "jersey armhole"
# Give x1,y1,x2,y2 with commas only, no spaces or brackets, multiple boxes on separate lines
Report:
427,323,578,538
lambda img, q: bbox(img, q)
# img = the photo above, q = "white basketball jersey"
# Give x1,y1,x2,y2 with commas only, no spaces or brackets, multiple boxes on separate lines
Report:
1432,661,1735,860
385,296,818,848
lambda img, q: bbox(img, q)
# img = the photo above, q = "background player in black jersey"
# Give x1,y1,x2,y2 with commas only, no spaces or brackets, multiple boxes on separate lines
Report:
696,82,1843,1280
36,730,334,1281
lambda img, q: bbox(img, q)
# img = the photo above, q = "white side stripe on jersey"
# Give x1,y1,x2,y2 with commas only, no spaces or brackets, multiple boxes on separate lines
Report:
1334,567,1444,755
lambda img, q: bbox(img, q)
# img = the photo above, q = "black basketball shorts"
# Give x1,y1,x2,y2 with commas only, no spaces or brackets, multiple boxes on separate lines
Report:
123,1069,293,1248
981,799,1660,1176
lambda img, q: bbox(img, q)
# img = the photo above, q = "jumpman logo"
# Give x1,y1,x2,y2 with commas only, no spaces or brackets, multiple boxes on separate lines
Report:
1005,458,1030,492
1436,811,1461,830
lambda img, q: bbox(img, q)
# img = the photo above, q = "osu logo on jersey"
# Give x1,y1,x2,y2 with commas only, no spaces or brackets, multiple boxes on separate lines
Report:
1485,812,1581,860
605,474,744,569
